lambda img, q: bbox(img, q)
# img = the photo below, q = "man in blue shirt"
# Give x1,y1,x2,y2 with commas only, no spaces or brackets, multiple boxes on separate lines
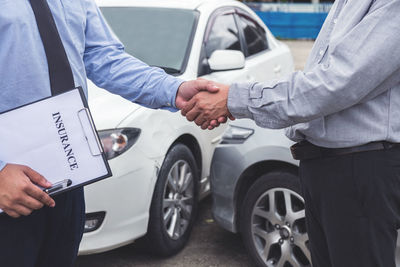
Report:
0,0,219,266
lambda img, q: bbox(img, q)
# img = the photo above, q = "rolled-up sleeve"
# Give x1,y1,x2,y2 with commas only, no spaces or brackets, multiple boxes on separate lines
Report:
228,0,400,129
83,0,183,110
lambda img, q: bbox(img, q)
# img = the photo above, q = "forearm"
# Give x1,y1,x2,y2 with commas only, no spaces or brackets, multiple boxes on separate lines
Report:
85,47,183,109
83,0,183,110
228,0,400,129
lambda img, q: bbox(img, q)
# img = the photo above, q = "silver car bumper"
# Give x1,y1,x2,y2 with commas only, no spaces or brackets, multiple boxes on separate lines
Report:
211,145,247,233
210,120,297,234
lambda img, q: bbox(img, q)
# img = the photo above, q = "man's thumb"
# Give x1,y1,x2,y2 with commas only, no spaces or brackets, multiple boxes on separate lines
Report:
196,79,219,94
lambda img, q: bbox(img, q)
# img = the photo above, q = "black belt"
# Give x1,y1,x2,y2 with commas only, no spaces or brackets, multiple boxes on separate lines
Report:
290,140,400,160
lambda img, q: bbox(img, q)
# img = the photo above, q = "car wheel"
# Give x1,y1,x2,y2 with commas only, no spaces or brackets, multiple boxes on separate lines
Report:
146,143,198,257
240,171,311,267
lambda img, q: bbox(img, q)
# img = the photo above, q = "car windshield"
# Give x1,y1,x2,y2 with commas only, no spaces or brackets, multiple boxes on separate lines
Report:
100,7,198,74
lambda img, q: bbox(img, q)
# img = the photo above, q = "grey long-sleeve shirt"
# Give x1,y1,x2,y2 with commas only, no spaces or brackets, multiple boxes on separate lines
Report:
228,0,400,148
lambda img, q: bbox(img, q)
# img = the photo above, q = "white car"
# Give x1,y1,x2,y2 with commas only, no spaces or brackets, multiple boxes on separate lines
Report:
79,0,294,256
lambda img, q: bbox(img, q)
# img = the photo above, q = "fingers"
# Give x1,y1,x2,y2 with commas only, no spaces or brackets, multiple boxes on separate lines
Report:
181,98,197,117
20,196,44,210
3,209,21,218
210,120,220,127
195,113,208,129
185,103,202,122
25,184,55,208
180,84,232,130
0,164,55,218
205,120,219,130
196,79,219,93
22,166,51,188
200,119,210,130
218,117,227,123
10,204,33,217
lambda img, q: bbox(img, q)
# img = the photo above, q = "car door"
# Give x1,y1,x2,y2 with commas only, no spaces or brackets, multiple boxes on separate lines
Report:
235,10,288,82
194,9,249,184
198,9,249,84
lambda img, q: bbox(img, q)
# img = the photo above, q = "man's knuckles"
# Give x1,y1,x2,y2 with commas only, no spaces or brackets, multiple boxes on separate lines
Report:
13,194,25,203
4,209,20,218
17,207,32,216
19,179,32,192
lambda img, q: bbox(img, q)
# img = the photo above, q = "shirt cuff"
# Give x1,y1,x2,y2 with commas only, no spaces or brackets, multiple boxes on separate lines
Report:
162,76,184,111
0,161,7,172
227,82,255,119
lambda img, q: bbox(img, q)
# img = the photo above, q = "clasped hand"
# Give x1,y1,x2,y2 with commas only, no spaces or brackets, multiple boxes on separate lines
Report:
177,79,234,130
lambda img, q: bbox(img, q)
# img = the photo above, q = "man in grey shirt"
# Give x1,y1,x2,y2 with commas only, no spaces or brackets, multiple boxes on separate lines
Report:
182,0,400,266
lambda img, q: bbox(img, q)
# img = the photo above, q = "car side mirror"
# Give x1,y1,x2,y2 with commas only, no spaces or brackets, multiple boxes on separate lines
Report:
208,50,245,71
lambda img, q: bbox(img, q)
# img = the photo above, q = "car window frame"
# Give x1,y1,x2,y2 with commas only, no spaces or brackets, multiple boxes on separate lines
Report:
178,10,200,76
234,8,270,58
197,7,245,76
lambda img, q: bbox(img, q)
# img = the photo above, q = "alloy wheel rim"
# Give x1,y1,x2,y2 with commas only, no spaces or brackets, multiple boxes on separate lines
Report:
163,160,194,240
250,188,311,267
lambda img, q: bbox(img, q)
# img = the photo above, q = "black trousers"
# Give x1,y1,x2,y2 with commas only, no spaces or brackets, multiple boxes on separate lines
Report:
0,188,85,267
300,147,400,267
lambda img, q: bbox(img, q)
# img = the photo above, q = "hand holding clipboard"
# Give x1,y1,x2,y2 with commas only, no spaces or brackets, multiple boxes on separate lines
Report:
0,88,112,214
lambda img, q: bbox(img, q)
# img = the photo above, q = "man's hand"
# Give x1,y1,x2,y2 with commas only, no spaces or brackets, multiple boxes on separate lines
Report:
175,78,220,110
0,164,55,218
181,83,234,130
176,78,230,129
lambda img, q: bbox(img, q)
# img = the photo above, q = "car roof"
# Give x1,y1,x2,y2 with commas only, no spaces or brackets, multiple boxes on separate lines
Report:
96,0,237,10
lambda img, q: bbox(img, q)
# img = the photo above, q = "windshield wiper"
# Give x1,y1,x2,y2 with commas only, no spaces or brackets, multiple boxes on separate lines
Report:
152,66,181,75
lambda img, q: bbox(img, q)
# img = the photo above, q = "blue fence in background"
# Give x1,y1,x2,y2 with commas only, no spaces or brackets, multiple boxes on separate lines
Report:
248,4,332,39
255,11,328,39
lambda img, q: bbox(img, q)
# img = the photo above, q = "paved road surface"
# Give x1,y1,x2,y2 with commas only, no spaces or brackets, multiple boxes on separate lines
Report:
76,197,253,267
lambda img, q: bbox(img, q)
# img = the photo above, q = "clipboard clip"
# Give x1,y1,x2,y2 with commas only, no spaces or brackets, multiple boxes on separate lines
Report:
44,179,72,195
78,108,103,156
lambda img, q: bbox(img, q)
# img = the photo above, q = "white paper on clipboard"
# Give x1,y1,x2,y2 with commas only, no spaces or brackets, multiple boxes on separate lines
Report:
0,88,112,201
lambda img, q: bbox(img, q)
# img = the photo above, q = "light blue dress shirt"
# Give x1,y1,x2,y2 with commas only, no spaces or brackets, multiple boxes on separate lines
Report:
228,0,400,148
0,0,182,169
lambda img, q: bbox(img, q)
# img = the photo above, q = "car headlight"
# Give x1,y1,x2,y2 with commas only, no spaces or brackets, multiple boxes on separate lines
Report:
84,212,106,233
221,125,254,144
98,128,141,160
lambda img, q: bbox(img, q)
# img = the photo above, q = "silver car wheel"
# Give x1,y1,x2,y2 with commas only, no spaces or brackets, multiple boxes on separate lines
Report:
251,188,311,267
163,160,194,240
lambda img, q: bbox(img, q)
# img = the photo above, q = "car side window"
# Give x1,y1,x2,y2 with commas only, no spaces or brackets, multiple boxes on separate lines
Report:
238,15,269,56
205,14,241,58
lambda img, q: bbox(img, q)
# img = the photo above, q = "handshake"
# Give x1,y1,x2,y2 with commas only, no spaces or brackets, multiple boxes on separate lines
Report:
176,79,235,130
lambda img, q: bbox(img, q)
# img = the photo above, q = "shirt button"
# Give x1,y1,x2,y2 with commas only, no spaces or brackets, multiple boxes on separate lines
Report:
333,18,338,24
166,102,171,107
319,49,324,56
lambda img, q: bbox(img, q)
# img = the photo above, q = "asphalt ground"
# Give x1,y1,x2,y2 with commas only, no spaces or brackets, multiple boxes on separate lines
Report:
76,196,254,267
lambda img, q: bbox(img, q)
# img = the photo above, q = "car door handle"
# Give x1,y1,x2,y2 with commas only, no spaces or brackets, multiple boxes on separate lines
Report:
274,65,282,74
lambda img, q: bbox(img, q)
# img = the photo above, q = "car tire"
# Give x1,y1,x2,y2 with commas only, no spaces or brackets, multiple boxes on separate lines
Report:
240,171,311,267
145,143,199,257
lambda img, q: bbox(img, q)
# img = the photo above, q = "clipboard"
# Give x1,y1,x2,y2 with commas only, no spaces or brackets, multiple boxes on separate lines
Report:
0,87,112,197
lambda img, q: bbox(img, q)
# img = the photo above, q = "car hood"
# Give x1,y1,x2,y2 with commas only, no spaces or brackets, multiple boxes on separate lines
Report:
88,85,141,130
87,71,191,130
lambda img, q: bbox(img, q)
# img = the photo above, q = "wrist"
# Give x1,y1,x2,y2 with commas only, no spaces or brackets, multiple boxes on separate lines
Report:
227,82,254,119
0,161,7,172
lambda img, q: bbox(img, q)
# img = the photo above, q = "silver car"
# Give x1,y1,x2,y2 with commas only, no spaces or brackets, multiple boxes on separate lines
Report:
211,119,400,267
211,119,308,267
